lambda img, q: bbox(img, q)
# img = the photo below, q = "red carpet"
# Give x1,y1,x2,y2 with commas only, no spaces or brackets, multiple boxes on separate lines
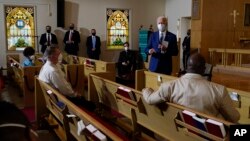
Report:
21,107,35,123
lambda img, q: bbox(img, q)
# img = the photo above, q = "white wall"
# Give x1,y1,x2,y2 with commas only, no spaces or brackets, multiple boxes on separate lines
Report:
0,0,57,67
165,0,192,70
165,0,192,37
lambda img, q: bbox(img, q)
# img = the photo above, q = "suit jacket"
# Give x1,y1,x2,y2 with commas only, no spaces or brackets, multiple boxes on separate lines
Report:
63,30,81,55
145,31,178,75
39,33,58,53
182,35,190,53
86,35,101,59
117,50,136,76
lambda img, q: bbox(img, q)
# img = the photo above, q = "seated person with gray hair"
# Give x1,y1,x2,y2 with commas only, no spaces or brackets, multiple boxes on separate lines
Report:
142,53,240,123
38,45,95,111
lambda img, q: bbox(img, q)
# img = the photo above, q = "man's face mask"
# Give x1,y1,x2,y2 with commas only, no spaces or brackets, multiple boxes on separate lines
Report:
124,47,128,51
157,24,166,32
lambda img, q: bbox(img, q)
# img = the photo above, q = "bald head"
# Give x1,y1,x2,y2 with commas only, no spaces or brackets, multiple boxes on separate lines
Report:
186,53,206,75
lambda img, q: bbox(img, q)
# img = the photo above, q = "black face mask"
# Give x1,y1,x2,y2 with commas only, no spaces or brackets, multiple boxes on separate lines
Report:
92,33,96,36
47,30,51,33
70,26,74,30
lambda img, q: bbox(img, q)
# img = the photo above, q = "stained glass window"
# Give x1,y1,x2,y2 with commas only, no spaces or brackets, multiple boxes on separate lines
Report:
5,6,35,51
107,9,129,49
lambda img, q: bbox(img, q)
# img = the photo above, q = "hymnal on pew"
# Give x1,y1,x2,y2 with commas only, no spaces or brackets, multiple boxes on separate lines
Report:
206,119,226,138
116,86,136,101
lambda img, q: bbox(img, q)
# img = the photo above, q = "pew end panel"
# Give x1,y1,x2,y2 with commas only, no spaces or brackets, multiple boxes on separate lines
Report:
63,64,85,97
35,77,48,123
23,66,41,107
88,72,116,103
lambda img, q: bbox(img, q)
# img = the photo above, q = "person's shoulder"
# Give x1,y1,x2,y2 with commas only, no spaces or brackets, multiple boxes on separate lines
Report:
208,81,227,92
167,31,176,36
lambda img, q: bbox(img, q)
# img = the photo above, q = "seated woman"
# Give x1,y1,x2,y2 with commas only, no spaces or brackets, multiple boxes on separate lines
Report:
22,47,35,67
117,42,136,80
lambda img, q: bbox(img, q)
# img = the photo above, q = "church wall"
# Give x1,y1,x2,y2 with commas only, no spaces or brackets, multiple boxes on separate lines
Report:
193,0,250,63
63,0,166,62
0,0,192,66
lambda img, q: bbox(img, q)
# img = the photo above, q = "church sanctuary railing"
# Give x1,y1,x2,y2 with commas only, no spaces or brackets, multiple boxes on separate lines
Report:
208,48,250,68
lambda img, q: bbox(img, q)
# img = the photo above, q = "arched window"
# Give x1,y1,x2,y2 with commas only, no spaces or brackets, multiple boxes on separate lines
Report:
5,6,35,51
107,9,129,49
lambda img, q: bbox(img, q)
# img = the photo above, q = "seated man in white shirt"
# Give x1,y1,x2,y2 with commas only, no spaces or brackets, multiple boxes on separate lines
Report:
38,45,95,111
142,53,240,123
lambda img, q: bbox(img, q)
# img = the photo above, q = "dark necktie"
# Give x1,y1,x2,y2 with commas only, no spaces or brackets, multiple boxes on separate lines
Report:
47,34,51,46
160,33,164,43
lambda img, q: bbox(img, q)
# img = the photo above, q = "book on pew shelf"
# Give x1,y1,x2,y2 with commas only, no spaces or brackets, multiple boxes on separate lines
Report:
116,86,136,101
181,110,196,125
46,90,58,103
56,101,65,109
181,110,197,134
92,130,107,141
192,116,207,132
77,120,86,135
86,124,97,133
229,92,239,101
206,119,226,138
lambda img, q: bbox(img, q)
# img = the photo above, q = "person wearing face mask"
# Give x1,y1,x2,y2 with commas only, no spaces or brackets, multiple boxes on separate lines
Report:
86,29,101,60
39,25,58,54
182,29,191,71
117,42,136,80
63,23,81,56
145,16,178,75
22,47,35,66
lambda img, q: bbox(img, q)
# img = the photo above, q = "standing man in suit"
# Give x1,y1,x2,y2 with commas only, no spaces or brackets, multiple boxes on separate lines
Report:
117,42,136,79
39,25,58,54
86,29,101,60
182,29,191,71
63,23,81,56
145,16,178,75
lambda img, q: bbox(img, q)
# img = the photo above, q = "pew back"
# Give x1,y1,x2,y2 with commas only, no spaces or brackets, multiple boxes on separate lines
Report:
135,70,250,124
36,78,130,141
7,55,42,107
89,72,233,141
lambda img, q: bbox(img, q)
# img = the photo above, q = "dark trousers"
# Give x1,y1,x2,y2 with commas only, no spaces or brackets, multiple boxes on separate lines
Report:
183,51,190,70
67,96,96,111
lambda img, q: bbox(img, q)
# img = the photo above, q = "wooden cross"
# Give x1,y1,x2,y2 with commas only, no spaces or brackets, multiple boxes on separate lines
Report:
230,10,239,27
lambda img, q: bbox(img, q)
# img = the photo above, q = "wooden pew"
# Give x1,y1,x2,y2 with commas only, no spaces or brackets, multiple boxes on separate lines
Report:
89,72,234,141
63,55,116,87
135,70,250,124
36,77,131,141
7,55,42,107
62,64,85,97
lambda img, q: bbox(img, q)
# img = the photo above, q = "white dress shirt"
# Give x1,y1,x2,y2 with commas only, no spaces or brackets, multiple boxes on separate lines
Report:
38,60,76,97
142,73,240,123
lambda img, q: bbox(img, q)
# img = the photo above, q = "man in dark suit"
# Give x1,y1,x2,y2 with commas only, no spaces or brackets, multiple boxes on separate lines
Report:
39,25,58,54
117,42,136,79
182,29,191,71
145,16,178,75
63,23,81,56
86,29,101,60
